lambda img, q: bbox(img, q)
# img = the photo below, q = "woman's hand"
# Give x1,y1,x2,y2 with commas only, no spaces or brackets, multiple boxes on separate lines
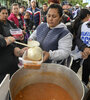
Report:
22,30,26,35
17,30,26,41
81,47,90,59
18,34,24,41
20,47,28,56
5,36,15,46
43,51,50,62
14,47,28,57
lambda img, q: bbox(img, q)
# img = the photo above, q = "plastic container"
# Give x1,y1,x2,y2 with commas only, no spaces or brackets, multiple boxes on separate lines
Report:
10,29,22,39
22,51,43,69
27,40,40,47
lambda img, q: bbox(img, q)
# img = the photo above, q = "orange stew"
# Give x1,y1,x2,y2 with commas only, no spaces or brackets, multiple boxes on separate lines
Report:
24,63,41,69
23,56,41,69
14,83,73,100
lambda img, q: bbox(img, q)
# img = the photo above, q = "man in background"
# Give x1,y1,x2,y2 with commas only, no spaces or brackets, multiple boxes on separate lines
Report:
41,3,48,22
19,5,25,17
26,0,41,30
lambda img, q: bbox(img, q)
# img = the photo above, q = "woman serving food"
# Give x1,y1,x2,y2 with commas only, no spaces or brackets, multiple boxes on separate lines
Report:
29,4,72,63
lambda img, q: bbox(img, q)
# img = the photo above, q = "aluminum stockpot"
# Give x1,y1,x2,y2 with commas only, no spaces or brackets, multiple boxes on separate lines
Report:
9,63,84,100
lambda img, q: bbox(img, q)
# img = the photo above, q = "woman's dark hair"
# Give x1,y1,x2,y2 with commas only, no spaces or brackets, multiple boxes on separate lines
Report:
73,9,90,34
0,6,7,12
47,4,63,17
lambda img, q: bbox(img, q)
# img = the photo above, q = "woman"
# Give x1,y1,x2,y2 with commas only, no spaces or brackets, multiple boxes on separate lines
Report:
8,3,26,47
8,3,25,30
71,9,90,85
0,6,28,83
29,4,72,63
24,12,34,43
76,21,90,85
71,9,90,73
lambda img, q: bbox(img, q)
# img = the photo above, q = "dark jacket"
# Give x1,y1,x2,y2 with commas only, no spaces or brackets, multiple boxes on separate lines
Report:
26,7,41,28
8,13,25,29
0,20,18,78
24,19,34,31
41,10,47,22
76,21,90,51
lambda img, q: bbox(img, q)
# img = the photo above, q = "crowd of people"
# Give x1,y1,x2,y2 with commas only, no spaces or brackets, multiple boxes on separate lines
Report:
0,0,90,93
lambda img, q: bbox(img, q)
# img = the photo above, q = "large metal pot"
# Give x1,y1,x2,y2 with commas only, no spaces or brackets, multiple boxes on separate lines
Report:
10,63,84,100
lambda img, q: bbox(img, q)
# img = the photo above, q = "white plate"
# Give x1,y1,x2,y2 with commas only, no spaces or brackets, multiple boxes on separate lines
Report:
28,40,40,47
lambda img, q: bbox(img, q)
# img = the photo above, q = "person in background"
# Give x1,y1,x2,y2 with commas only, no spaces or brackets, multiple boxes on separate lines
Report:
24,12,34,43
8,3,26,47
71,9,90,85
62,3,73,20
26,0,41,30
19,5,25,17
67,3,73,20
73,4,80,19
0,6,28,83
41,3,48,22
62,14,73,34
29,4,72,64
48,0,60,5
76,21,90,85
72,9,90,51
63,9,73,20
8,3,25,30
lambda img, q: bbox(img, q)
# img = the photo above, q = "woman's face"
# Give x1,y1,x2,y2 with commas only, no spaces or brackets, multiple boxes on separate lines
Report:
12,5,19,15
0,9,8,21
87,14,90,21
47,8,62,28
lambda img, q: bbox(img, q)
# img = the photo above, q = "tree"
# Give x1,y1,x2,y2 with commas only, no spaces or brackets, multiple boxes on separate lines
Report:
37,0,88,7
37,0,48,5
67,0,88,7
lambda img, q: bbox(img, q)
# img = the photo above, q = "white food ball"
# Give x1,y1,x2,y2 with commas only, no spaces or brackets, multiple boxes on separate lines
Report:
27,47,43,61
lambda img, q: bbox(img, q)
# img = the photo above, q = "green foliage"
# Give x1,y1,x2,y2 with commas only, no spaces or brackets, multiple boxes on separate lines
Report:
37,0,48,4
60,0,88,8
37,0,88,7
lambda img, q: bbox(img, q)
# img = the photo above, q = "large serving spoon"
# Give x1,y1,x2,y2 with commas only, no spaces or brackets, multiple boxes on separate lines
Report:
14,41,31,47
14,40,40,48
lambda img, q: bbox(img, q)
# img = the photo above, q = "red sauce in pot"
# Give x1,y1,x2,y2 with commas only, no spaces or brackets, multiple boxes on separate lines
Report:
14,83,73,100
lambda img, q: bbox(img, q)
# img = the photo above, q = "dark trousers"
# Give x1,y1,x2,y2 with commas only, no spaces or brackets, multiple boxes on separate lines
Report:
71,57,90,85
82,56,90,85
71,58,82,73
